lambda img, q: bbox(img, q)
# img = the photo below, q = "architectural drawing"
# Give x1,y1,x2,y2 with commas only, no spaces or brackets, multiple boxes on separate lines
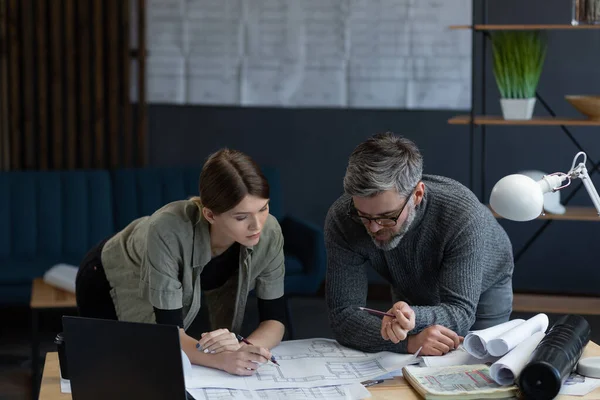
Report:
132,0,471,109
186,338,417,391
187,383,370,400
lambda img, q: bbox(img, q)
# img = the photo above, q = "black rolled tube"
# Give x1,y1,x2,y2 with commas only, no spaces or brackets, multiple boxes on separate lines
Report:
518,315,591,400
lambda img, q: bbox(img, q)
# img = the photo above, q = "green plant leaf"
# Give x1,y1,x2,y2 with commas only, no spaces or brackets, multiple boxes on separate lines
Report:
491,30,547,99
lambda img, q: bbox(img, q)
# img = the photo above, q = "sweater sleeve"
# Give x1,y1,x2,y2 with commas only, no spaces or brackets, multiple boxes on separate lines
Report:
325,207,410,354
410,219,483,336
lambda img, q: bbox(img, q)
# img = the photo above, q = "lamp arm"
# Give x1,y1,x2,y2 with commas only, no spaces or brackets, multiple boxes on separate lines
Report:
572,164,600,216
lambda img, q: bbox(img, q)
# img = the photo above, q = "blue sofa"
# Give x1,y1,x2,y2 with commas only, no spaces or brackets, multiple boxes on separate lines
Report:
0,171,115,304
0,167,326,306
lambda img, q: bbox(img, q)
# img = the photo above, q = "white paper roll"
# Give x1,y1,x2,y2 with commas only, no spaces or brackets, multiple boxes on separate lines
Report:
464,319,525,359
490,331,545,385
487,314,549,357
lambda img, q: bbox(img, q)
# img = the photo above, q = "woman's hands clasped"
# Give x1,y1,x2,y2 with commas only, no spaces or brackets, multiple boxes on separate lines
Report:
197,328,273,376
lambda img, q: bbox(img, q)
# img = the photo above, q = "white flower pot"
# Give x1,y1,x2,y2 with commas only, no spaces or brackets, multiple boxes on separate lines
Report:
500,98,536,120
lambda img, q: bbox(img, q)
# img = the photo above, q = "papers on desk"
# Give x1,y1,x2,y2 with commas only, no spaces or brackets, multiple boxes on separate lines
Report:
420,346,498,368
489,331,545,385
559,373,600,396
463,314,548,360
61,379,370,399
43,264,79,293
185,338,418,398
188,383,370,400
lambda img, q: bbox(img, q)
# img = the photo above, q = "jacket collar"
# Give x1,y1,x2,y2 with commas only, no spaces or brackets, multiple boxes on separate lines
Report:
192,211,252,269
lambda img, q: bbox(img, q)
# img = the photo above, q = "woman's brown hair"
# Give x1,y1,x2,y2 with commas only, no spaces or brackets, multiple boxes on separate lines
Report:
192,149,270,214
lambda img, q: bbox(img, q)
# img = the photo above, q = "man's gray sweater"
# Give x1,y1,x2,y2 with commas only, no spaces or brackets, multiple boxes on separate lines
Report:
325,175,514,353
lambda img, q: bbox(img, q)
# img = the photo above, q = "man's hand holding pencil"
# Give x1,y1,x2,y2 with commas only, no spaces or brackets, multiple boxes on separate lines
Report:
358,301,416,344
380,301,415,343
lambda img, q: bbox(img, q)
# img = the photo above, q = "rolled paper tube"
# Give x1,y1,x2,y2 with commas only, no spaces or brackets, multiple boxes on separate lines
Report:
518,315,591,400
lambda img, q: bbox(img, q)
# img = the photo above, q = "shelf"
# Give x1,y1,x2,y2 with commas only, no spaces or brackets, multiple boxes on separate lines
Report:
489,206,600,221
513,293,600,315
448,115,600,126
449,24,600,31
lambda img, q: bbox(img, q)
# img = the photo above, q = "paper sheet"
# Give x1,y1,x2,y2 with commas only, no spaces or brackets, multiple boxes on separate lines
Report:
43,264,78,293
420,346,499,368
185,338,417,390
489,331,545,385
60,377,70,394
146,51,186,103
559,373,600,396
187,383,370,400
132,0,471,109
464,319,525,359
487,314,548,357
373,369,403,380
61,381,370,399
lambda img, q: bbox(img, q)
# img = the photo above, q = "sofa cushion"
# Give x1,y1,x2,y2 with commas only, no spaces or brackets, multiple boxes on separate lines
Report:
283,253,303,276
111,167,203,230
112,166,283,229
0,171,114,282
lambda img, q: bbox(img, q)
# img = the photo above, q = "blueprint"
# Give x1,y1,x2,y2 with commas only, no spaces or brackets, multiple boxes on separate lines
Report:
187,383,370,400
185,338,417,390
130,0,471,109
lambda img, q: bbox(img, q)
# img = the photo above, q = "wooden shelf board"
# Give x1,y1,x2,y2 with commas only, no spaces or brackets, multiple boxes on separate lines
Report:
449,24,600,30
489,205,600,221
448,115,600,126
513,293,600,315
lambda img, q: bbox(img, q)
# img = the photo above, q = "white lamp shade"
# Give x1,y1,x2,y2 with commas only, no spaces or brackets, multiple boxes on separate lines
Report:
489,174,544,221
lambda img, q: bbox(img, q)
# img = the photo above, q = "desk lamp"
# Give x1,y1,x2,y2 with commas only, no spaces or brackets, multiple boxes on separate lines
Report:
489,151,600,380
489,152,600,221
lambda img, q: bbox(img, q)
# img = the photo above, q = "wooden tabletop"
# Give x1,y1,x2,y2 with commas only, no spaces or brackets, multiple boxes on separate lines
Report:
30,278,77,309
40,342,600,400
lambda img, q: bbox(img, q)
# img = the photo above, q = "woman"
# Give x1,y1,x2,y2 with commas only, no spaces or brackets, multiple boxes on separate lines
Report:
75,149,286,376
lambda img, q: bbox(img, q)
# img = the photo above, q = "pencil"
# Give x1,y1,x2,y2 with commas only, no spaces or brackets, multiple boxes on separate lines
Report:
235,334,280,366
358,306,395,318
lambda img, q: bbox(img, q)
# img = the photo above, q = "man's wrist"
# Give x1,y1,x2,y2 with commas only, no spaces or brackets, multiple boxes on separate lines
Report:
406,335,415,353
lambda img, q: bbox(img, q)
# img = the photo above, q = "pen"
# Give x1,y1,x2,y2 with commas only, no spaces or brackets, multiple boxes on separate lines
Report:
235,334,280,366
358,306,395,318
362,379,384,387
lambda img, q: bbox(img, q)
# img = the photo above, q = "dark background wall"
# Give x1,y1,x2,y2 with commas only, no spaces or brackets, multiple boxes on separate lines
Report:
147,0,600,296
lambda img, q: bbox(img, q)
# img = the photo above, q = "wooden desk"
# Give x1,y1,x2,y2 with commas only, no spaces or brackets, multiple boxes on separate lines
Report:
30,278,77,309
31,278,77,400
39,342,600,400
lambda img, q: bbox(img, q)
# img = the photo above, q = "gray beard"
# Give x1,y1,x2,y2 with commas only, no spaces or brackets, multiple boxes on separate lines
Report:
371,204,417,251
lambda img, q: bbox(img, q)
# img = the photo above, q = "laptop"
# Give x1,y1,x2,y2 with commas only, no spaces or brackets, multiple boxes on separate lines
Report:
62,316,194,400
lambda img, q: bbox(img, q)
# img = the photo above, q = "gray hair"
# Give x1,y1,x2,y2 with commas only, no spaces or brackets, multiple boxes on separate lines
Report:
343,132,423,198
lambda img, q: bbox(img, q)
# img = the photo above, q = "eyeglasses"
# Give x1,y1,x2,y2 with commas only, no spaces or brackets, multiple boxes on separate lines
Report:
347,187,416,228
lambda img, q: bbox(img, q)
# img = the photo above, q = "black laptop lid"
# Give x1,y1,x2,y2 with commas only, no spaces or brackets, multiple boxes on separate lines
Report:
62,316,187,400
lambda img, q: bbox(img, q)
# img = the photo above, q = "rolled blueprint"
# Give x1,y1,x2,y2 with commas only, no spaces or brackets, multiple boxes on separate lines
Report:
421,346,499,368
464,319,525,359
490,331,545,385
518,315,591,400
487,313,549,357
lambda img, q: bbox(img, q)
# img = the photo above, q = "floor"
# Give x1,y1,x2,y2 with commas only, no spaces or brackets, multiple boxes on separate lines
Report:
2,297,600,400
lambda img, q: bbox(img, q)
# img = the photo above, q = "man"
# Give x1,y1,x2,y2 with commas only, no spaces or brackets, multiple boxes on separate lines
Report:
325,133,514,356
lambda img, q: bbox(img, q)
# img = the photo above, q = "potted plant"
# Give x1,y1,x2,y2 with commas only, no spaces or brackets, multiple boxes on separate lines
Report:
491,30,547,120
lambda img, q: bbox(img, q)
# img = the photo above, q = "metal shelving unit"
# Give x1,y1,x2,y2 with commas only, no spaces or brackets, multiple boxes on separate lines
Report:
452,3,600,313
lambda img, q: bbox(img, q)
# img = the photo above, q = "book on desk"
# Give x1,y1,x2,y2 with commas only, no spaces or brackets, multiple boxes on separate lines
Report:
402,364,519,400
